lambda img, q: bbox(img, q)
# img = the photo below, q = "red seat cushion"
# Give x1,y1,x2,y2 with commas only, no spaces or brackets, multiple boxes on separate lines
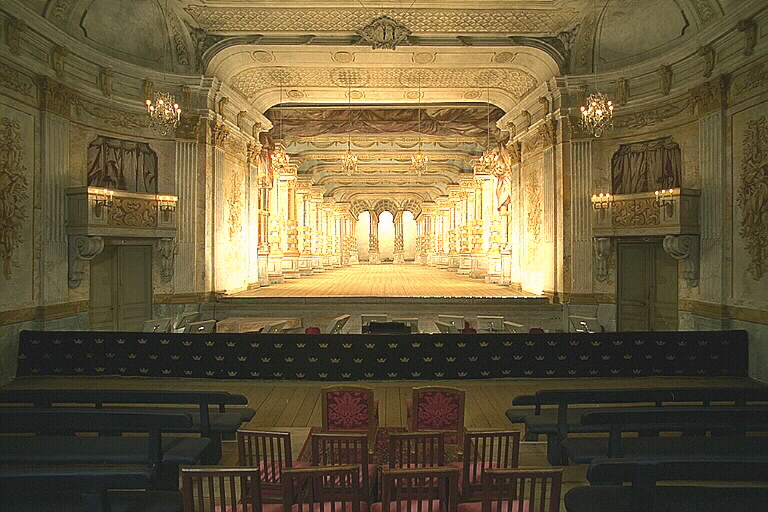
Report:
371,500,445,512
292,502,368,512
449,461,495,493
215,503,285,512
457,500,529,512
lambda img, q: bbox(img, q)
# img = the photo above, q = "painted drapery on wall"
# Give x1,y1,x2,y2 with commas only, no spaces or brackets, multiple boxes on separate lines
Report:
87,136,158,193
611,137,681,194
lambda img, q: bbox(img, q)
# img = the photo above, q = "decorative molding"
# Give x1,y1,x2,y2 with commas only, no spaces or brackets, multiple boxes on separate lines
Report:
692,0,717,25
737,18,757,57
658,65,673,96
521,110,532,130
246,141,262,165
181,85,192,109
184,6,578,34
72,96,151,130
98,67,113,98
231,67,538,102
210,120,230,148
0,61,34,98
731,59,768,103
523,119,555,154
175,114,200,140
736,115,768,281
663,234,700,287
68,235,104,288
38,77,72,118
689,75,728,117
5,17,26,56
506,140,521,165
0,117,30,280
143,79,154,101
51,45,68,79
697,45,715,79
538,96,550,115
357,16,411,50
158,238,176,283
167,13,190,66
227,166,244,242
594,237,611,282
47,0,74,24
612,97,690,130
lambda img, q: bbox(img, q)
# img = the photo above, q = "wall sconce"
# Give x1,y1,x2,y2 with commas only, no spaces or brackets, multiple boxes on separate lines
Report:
157,195,178,213
654,188,676,215
93,188,114,218
591,192,613,210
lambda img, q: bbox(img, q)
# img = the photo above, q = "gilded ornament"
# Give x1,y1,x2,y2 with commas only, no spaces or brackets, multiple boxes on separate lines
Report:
0,117,30,279
736,115,768,280
357,16,411,50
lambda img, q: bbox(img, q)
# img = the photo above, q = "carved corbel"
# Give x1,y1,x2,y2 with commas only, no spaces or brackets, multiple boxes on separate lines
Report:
658,65,673,96
5,17,26,56
616,78,629,105
663,235,699,287
99,67,113,98
521,110,532,130
538,96,550,115
737,18,757,56
52,46,68,78
252,121,263,140
181,85,192,109
218,96,229,117
68,235,104,288
594,237,612,282
237,111,247,130
143,79,154,101
246,140,263,166
210,120,230,148
697,45,716,78
158,238,176,283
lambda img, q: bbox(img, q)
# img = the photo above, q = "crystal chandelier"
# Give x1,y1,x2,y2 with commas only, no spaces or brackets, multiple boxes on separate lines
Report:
579,0,615,137
475,87,504,174
340,83,358,175
145,91,181,136
271,81,291,172
580,92,614,137
411,78,429,175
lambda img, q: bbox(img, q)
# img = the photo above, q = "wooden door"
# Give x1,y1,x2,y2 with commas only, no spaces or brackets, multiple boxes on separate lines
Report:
116,246,152,331
88,245,152,331
617,240,678,331
89,246,117,330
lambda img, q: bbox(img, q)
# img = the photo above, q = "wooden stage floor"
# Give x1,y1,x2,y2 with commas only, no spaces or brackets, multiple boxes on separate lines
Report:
6,375,760,510
228,264,541,299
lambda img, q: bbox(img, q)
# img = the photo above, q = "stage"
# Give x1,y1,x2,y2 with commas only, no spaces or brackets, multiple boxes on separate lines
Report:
215,264,555,333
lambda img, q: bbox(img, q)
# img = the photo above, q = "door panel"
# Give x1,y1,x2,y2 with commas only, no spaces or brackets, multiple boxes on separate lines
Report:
89,246,116,330
618,243,652,331
117,246,152,331
654,243,679,330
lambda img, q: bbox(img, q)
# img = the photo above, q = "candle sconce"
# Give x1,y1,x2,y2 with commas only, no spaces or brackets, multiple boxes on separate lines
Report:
157,195,178,213
654,188,676,216
590,192,613,210
93,188,114,217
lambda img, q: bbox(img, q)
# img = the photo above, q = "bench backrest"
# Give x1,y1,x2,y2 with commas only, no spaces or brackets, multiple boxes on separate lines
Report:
535,387,768,406
588,458,768,485
580,406,768,428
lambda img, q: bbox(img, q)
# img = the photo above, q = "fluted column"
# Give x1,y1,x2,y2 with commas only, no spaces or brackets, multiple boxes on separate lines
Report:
348,212,360,265
458,179,474,275
267,166,284,283
470,177,487,279
393,210,405,264
297,184,314,275
368,210,380,264
323,200,335,269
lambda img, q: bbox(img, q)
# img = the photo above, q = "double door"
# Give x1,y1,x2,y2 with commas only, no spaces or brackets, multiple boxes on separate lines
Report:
617,240,678,331
89,245,152,331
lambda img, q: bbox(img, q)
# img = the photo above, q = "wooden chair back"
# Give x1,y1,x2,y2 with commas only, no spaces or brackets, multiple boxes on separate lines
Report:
479,468,562,512
410,386,466,450
181,466,264,512
388,432,445,469
461,431,521,497
379,467,458,512
321,386,377,443
236,429,293,501
311,433,374,498
282,465,361,512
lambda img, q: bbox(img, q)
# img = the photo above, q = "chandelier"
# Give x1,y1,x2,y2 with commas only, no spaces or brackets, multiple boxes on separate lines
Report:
340,83,358,175
145,91,181,136
271,81,291,172
579,0,615,137
475,87,504,174
411,78,429,175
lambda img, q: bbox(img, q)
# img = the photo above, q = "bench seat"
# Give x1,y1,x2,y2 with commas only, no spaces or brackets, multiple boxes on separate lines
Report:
565,485,768,512
562,436,768,464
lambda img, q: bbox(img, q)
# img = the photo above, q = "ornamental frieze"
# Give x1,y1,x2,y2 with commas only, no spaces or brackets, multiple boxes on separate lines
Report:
731,59,768,103
736,115,768,280
110,197,158,228
611,198,660,227
611,97,690,130
0,117,30,279
689,75,728,117
0,61,34,98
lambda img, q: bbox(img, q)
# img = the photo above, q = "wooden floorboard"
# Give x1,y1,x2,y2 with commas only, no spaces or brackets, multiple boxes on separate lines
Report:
228,264,540,298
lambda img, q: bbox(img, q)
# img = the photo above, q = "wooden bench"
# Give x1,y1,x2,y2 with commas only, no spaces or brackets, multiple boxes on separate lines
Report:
565,458,768,512
562,406,768,464
0,408,211,490
504,387,768,464
0,389,254,462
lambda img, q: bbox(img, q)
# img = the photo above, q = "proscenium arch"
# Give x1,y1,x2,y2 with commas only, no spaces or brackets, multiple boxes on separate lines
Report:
373,199,399,217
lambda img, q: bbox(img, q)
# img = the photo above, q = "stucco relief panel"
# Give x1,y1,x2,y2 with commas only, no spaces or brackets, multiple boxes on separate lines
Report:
0,105,35,308
523,157,543,268
732,102,768,307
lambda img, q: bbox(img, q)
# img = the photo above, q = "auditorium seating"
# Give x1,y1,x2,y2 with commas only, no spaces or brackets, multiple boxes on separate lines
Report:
450,431,522,500
407,386,466,450
562,406,768,464
505,386,768,464
565,458,768,512
0,388,255,462
310,432,378,498
377,467,459,512
458,468,563,512
0,407,208,503
388,431,446,468
236,429,295,502
181,466,278,512
283,465,363,512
